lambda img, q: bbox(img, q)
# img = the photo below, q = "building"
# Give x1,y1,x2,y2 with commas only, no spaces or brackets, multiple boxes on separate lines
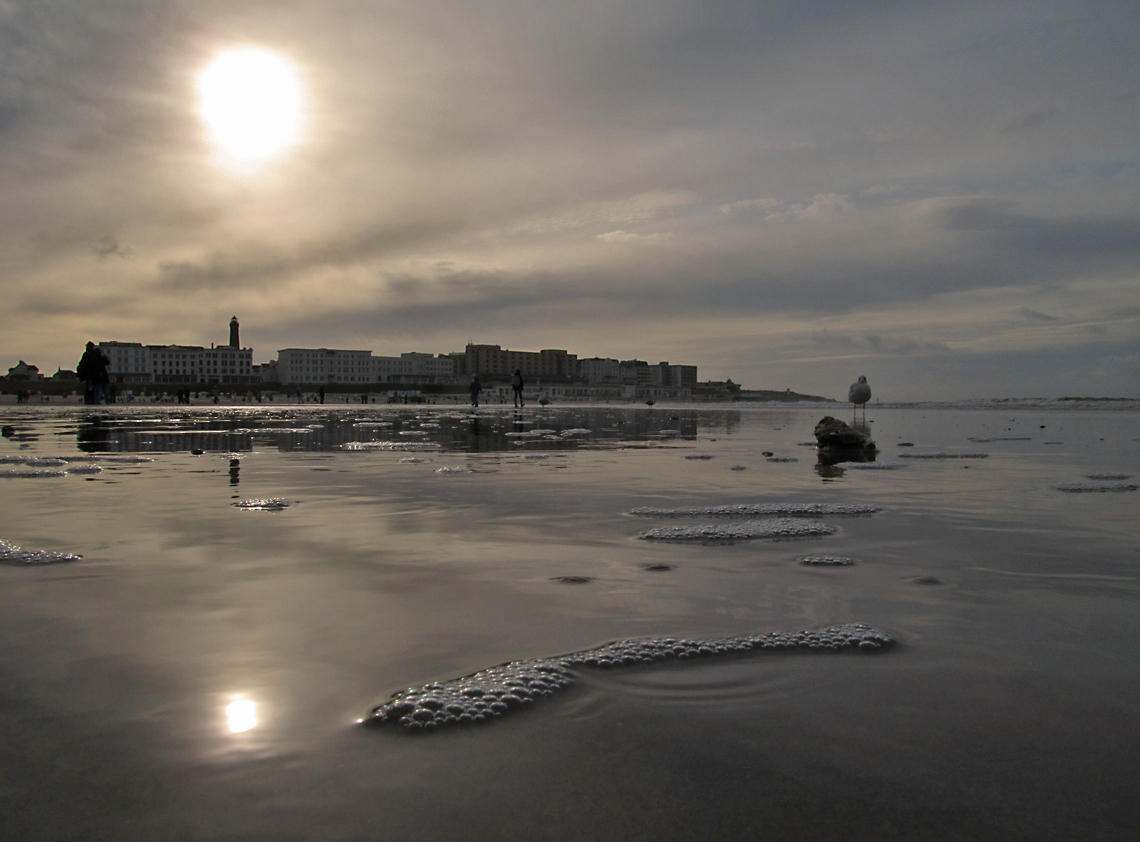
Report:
6,361,42,380
577,357,620,385
276,348,376,385
619,359,651,386
97,316,257,385
465,344,577,382
650,362,697,389
399,353,456,384
272,350,457,385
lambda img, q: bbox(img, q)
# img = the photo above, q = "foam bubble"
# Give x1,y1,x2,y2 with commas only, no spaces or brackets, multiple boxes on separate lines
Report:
522,454,551,460
1086,473,1130,481
398,457,426,463
0,539,82,565
24,457,67,467
628,503,879,518
66,464,103,475
843,461,908,470
95,456,154,463
684,454,715,460
0,469,66,478
800,555,855,566
364,623,896,732
341,441,441,451
435,466,473,474
766,457,798,463
638,518,835,541
233,498,294,511
1055,482,1137,492
898,453,988,459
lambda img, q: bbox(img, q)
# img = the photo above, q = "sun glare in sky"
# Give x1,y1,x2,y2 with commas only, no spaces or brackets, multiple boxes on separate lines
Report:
197,48,305,168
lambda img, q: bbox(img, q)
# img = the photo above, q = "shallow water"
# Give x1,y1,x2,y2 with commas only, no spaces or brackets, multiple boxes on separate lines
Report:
1,404,1138,841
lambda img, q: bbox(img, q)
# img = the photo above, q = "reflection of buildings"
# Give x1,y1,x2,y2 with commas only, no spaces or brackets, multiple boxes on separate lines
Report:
98,317,257,386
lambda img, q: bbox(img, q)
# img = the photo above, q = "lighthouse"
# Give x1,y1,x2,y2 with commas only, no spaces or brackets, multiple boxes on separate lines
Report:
229,316,240,348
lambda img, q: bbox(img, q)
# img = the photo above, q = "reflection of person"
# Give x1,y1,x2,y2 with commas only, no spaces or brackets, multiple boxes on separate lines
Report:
76,342,110,404
469,376,483,408
511,369,524,408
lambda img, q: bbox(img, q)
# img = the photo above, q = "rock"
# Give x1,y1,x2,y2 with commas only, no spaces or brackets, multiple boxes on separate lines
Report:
814,416,877,464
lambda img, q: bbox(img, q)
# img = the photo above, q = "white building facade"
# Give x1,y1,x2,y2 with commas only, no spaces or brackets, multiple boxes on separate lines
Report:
273,349,457,385
98,341,255,385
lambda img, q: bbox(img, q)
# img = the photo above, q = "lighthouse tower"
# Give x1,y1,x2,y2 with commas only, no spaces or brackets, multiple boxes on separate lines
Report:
229,316,240,348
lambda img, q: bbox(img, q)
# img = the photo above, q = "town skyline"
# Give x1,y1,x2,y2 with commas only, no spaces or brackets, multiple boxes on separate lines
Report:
1,2,1137,401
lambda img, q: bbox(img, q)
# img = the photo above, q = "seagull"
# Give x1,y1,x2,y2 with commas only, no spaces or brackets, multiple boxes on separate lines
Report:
848,375,871,424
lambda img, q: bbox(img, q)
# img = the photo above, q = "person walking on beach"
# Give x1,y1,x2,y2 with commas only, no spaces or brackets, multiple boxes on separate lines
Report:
469,376,483,408
511,369,525,408
76,341,110,404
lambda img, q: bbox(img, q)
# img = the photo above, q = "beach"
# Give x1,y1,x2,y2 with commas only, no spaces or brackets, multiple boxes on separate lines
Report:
1,403,1138,841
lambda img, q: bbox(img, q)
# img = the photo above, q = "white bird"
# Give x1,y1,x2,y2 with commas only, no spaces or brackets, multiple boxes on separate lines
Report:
848,375,871,424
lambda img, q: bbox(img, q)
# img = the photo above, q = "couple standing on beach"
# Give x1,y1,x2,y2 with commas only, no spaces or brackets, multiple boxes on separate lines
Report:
469,369,525,408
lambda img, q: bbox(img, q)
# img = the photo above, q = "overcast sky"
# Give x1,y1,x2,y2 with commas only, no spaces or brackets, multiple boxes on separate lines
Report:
1,0,1137,400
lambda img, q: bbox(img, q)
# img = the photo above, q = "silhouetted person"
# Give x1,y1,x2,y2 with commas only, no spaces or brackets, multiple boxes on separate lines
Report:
76,342,110,404
511,369,525,407
469,376,483,408
319,386,325,404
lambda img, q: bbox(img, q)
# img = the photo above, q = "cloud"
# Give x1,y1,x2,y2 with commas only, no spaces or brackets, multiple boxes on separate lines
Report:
719,198,778,214
809,330,952,356
2,1,1140,398
596,230,674,243
764,193,853,223
92,235,131,259
1017,307,1060,322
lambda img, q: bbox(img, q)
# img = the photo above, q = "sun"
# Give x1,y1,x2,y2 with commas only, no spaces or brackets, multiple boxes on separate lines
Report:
197,48,305,167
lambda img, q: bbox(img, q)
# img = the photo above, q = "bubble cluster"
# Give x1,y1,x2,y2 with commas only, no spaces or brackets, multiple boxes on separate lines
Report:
342,441,441,451
800,555,856,566
898,452,988,459
638,519,836,541
0,469,66,478
24,457,67,467
435,466,474,475
684,454,715,460
1055,482,1137,492
65,464,103,475
842,461,908,470
766,457,798,463
1086,473,1131,481
364,624,895,732
628,503,880,518
232,498,294,510
0,539,82,565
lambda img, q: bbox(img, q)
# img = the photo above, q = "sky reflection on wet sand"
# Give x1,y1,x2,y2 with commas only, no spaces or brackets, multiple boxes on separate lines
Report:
0,404,1138,840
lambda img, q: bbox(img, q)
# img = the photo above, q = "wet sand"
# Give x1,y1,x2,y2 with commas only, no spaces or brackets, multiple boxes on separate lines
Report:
1,404,1138,840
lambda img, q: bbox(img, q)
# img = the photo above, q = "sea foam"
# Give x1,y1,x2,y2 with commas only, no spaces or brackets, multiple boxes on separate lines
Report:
0,539,82,565
364,623,896,732
638,519,836,541
628,503,879,518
